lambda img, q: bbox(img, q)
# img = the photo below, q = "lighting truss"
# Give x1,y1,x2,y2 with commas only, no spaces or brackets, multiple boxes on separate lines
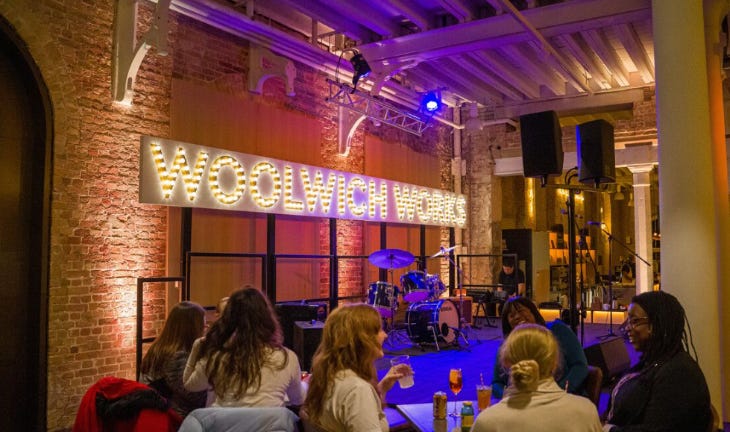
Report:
326,79,432,136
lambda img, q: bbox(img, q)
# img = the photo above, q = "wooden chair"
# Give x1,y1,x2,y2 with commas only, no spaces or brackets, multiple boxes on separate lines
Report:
584,365,604,407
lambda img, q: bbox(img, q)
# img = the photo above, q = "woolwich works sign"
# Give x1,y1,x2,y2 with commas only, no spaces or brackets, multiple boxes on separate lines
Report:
139,136,467,228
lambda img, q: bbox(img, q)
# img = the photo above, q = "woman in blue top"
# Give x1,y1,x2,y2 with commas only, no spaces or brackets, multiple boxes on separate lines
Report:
491,297,588,399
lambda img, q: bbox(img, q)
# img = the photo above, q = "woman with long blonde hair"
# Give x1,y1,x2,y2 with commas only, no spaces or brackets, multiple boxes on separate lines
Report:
304,303,411,432
472,324,601,432
183,286,305,407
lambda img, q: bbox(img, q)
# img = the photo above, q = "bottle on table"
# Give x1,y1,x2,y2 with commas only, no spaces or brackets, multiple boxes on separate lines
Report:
460,401,474,432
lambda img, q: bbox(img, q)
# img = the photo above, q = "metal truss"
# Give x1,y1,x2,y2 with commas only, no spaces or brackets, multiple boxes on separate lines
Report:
326,79,432,137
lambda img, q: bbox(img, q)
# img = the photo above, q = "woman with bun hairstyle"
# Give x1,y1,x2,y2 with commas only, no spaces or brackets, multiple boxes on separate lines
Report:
472,324,601,432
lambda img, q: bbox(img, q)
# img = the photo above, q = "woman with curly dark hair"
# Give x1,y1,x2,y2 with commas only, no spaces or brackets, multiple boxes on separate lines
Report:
183,286,305,407
603,290,712,431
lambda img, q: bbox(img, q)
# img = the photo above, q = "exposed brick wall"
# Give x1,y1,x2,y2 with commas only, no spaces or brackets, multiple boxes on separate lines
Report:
3,1,658,430
0,2,451,430
1,0,172,429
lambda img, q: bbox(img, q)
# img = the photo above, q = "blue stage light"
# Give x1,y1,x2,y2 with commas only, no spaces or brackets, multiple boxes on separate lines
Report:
421,91,442,113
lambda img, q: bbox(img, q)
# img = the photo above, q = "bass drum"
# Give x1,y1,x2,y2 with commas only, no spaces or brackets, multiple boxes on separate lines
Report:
405,299,460,344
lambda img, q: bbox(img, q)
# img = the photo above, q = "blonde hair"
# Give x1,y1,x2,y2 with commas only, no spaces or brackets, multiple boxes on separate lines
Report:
304,303,383,422
498,324,558,392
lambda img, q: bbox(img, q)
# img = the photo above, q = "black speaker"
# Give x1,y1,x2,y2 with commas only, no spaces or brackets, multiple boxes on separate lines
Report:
577,119,615,186
584,337,631,383
275,302,327,350
293,321,324,371
520,110,563,183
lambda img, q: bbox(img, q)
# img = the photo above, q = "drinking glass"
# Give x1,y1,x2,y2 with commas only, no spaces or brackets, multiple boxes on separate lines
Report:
448,368,462,417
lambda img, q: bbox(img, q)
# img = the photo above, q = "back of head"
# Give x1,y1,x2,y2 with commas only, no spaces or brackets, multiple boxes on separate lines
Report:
209,285,282,348
202,286,284,399
317,303,382,375
305,303,382,421
142,301,205,375
499,324,558,392
631,290,687,364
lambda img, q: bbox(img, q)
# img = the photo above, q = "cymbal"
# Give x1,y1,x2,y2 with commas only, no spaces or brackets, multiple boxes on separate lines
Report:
368,249,414,269
430,245,457,258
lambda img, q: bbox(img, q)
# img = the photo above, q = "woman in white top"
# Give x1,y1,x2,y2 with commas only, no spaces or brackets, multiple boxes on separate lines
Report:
303,303,412,432
183,286,305,407
472,323,602,432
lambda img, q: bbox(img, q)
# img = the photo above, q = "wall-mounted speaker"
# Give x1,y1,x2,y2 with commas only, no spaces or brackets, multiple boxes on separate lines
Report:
577,119,615,186
520,110,563,184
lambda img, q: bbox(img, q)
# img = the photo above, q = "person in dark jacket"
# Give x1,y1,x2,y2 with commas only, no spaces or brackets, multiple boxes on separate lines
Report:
602,291,712,432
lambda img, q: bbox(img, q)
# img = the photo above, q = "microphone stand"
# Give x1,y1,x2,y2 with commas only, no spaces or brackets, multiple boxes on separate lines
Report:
594,225,650,339
441,248,476,347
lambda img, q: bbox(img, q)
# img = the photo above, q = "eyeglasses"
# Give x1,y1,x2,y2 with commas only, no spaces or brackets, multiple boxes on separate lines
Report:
624,317,649,329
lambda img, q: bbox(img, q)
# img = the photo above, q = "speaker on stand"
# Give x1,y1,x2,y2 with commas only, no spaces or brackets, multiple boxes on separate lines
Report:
577,119,615,187
576,119,617,338
520,110,563,186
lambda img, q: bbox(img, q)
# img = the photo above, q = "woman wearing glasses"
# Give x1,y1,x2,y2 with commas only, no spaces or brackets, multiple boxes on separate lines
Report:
602,291,712,432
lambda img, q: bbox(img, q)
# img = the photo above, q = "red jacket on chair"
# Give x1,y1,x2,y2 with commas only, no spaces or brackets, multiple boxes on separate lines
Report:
73,376,182,432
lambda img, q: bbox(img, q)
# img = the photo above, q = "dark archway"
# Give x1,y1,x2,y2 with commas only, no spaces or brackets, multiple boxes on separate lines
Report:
0,15,51,432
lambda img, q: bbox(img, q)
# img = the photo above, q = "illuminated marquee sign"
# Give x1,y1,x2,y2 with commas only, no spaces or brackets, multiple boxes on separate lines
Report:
139,136,467,228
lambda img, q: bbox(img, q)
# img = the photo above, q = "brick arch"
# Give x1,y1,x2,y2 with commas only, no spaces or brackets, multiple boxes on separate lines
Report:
0,6,80,154
0,5,82,431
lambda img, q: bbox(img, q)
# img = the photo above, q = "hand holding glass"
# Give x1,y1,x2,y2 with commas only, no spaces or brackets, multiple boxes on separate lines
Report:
448,368,462,417
390,355,414,389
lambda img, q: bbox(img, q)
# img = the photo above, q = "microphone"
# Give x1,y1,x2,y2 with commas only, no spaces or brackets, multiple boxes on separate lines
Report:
586,221,603,226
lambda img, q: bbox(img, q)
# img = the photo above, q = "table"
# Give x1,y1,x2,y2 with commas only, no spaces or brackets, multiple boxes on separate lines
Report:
396,399,496,432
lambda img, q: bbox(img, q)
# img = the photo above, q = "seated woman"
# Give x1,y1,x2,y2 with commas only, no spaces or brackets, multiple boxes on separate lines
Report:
472,324,601,432
303,303,412,432
602,291,712,432
183,286,305,407
140,301,207,417
491,297,588,398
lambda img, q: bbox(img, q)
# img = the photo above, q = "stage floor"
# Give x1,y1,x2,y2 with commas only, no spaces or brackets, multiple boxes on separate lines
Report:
377,319,638,417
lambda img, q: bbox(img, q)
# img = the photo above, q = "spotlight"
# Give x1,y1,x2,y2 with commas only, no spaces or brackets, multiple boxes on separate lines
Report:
350,52,371,87
420,90,442,113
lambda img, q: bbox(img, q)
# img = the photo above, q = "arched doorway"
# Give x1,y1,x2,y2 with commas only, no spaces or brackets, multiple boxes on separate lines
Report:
0,15,51,432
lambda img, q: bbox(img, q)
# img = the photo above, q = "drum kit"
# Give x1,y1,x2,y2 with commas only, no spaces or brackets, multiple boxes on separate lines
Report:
367,247,462,349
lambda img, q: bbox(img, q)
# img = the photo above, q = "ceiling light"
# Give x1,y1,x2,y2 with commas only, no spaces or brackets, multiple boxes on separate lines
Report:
421,90,442,113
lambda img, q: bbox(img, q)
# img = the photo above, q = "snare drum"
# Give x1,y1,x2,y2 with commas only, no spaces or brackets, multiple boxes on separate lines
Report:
368,282,396,317
400,271,430,302
405,299,461,344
